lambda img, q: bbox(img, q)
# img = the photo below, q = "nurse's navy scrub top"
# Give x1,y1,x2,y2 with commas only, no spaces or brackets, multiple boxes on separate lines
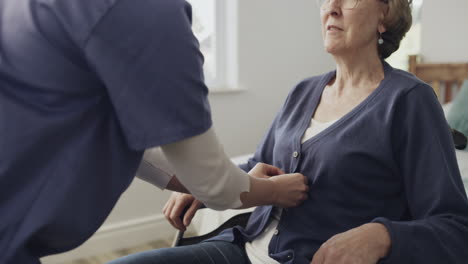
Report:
0,0,211,263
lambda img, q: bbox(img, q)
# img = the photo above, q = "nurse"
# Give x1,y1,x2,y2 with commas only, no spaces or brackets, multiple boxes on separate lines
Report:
0,0,309,263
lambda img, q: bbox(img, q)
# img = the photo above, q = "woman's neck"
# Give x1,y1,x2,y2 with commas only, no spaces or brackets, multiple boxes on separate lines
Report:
331,49,385,94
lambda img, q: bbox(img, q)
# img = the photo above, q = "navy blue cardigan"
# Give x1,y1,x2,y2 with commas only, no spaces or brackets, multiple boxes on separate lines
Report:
208,62,468,264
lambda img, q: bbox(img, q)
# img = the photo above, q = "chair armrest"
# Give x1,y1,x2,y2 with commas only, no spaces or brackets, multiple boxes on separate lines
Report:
172,208,252,247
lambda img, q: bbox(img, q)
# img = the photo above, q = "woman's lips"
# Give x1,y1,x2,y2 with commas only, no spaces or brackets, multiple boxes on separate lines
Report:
327,25,344,31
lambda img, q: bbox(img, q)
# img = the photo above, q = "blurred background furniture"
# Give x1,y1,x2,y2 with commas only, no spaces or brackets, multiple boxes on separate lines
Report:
409,54,468,192
409,55,468,103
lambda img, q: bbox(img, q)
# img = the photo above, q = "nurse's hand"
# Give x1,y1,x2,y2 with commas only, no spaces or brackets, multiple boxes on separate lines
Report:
245,163,309,208
249,163,309,207
248,162,286,178
310,223,391,264
163,192,203,231
268,172,309,208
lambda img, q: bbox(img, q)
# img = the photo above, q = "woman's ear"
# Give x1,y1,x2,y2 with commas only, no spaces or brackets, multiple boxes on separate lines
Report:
378,24,387,34
379,2,389,33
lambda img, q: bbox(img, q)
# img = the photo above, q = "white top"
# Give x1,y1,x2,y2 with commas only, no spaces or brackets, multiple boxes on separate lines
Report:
246,118,337,264
301,118,337,144
136,127,250,210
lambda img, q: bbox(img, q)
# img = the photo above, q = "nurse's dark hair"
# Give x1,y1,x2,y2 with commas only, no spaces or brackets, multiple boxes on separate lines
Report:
378,0,413,59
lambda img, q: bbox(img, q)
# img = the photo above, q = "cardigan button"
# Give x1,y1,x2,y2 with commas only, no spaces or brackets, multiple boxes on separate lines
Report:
293,151,299,158
274,229,279,235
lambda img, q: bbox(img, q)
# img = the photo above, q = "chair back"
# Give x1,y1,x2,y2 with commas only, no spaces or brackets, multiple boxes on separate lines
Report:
408,55,468,104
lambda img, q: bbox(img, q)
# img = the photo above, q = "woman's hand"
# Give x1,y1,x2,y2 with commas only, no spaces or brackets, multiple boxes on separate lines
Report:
311,223,391,264
162,192,203,231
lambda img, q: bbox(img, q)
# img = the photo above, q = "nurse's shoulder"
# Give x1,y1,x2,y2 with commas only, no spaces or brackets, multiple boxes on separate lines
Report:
30,0,192,48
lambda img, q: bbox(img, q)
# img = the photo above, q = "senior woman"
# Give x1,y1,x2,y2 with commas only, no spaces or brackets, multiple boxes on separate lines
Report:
109,0,468,263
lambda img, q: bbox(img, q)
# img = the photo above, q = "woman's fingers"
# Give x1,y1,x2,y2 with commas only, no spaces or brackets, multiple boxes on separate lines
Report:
164,193,198,231
162,194,173,215
183,200,203,226
163,192,187,230
170,197,190,231
164,198,176,229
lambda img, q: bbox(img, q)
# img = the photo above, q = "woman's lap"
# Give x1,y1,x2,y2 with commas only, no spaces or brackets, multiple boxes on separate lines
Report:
106,241,251,264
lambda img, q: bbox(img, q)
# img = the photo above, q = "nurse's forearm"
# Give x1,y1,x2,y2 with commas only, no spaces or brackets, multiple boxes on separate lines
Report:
237,177,275,209
138,145,274,207
161,127,252,210
137,130,298,209
135,141,253,200
165,173,278,209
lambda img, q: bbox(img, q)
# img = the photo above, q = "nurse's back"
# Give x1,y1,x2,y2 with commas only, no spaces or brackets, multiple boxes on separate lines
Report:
0,0,202,263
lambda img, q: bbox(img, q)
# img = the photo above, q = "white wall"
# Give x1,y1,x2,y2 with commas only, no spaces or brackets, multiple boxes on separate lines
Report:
42,1,333,263
420,0,468,62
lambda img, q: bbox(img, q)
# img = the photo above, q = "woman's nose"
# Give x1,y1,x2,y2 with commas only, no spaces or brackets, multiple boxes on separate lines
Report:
323,0,342,16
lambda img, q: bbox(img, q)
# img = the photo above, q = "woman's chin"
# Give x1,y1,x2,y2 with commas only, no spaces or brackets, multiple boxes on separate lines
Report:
325,46,343,56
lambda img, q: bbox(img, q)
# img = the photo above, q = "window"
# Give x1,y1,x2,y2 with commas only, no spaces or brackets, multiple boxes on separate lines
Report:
386,0,423,70
186,0,238,90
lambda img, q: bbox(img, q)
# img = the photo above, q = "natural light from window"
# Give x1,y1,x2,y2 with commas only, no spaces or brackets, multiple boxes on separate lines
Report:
186,0,218,86
386,0,423,70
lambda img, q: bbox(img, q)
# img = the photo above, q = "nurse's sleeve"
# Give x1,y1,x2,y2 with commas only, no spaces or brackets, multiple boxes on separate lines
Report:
161,127,250,210
136,148,174,190
83,0,211,150
373,84,468,264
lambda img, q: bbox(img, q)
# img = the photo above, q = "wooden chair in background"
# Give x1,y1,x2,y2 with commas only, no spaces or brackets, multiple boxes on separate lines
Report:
408,55,468,103
408,55,468,149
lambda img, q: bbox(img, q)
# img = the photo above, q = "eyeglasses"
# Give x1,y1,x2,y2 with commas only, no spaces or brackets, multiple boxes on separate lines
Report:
316,0,361,10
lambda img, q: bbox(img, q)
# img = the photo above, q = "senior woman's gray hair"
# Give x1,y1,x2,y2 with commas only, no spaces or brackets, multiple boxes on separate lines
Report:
379,0,413,59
